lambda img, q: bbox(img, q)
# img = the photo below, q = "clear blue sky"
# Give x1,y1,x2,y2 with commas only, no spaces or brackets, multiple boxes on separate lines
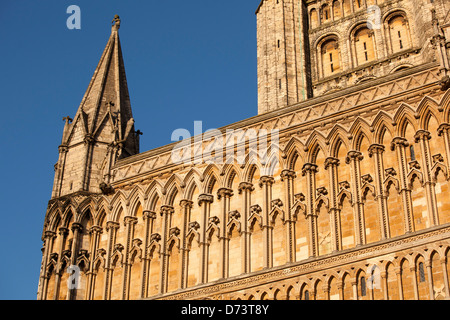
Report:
0,0,258,299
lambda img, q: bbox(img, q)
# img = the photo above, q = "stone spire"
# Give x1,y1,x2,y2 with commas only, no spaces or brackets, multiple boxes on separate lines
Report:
52,15,140,198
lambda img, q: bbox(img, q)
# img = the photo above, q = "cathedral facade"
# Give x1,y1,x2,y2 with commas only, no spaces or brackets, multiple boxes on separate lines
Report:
38,0,450,300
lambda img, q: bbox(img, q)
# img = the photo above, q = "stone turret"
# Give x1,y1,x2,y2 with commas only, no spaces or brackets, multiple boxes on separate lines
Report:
52,15,140,198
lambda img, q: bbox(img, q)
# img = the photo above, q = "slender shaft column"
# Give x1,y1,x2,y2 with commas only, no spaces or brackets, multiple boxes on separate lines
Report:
324,157,341,252
217,188,233,278
280,169,297,263
381,271,388,300
391,137,414,233
415,130,439,227
68,222,83,300
178,201,193,289
53,145,68,198
53,227,69,300
122,216,138,300
346,150,366,246
441,257,450,298
426,260,435,300
259,176,275,269
159,205,175,294
140,210,156,298
103,221,119,300
238,182,254,274
352,280,358,300
302,163,319,258
411,266,419,300
395,267,404,300
82,135,95,191
197,194,214,284
368,144,390,239
337,282,344,300
323,284,330,300
86,226,102,300
437,123,450,170
39,231,56,300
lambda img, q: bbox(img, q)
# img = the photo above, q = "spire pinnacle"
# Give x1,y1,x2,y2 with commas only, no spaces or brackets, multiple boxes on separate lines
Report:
112,14,121,31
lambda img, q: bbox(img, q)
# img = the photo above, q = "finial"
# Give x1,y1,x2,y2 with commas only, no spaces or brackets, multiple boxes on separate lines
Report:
112,14,121,31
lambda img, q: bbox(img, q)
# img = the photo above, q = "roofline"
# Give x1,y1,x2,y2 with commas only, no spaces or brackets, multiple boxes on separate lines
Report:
255,0,264,14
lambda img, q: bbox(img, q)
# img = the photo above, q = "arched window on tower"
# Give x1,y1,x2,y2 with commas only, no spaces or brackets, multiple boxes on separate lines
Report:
355,0,363,10
343,0,352,16
310,8,319,29
386,13,412,54
353,27,376,66
320,38,341,77
332,1,342,20
321,4,331,24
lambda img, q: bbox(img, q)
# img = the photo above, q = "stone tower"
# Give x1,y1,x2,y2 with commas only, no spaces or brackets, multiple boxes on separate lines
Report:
52,15,140,199
256,0,450,114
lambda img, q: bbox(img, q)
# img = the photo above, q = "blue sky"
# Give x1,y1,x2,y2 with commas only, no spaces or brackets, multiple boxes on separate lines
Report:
0,0,258,299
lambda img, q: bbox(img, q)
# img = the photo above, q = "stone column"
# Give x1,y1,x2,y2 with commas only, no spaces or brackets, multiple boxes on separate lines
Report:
280,169,297,263
345,150,366,246
351,280,358,300
82,135,95,191
324,157,341,252
238,182,254,274
395,267,404,300
159,205,175,294
441,257,450,298
302,163,319,258
411,265,419,300
368,144,390,239
68,222,83,300
178,200,193,289
197,194,214,284
53,145,68,198
39,231,56,300
103,221,119,300
414,130,439,227
381,271,388,300
217,188,233,279
390,137,414,233
140,210,156,298
337,282,344,300
426,259,435,300
259,176,275,269
122,216,138,300
52,227,69,300
86,226,102,300
437,123,450,170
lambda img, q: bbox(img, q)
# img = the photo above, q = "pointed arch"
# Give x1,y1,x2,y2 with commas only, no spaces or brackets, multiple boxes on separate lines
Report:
350,117,374,150
439,89,450,123
416,96,442,129
61,205,76,228
305,130,328,163
202,164,222,192
262,149,281,177
372,110,395,144
144,180,164,211
328,125,350,158
45,207,63,233
393,103,418,136
283,136,306,170
127,186,145,217
110,190,127,222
